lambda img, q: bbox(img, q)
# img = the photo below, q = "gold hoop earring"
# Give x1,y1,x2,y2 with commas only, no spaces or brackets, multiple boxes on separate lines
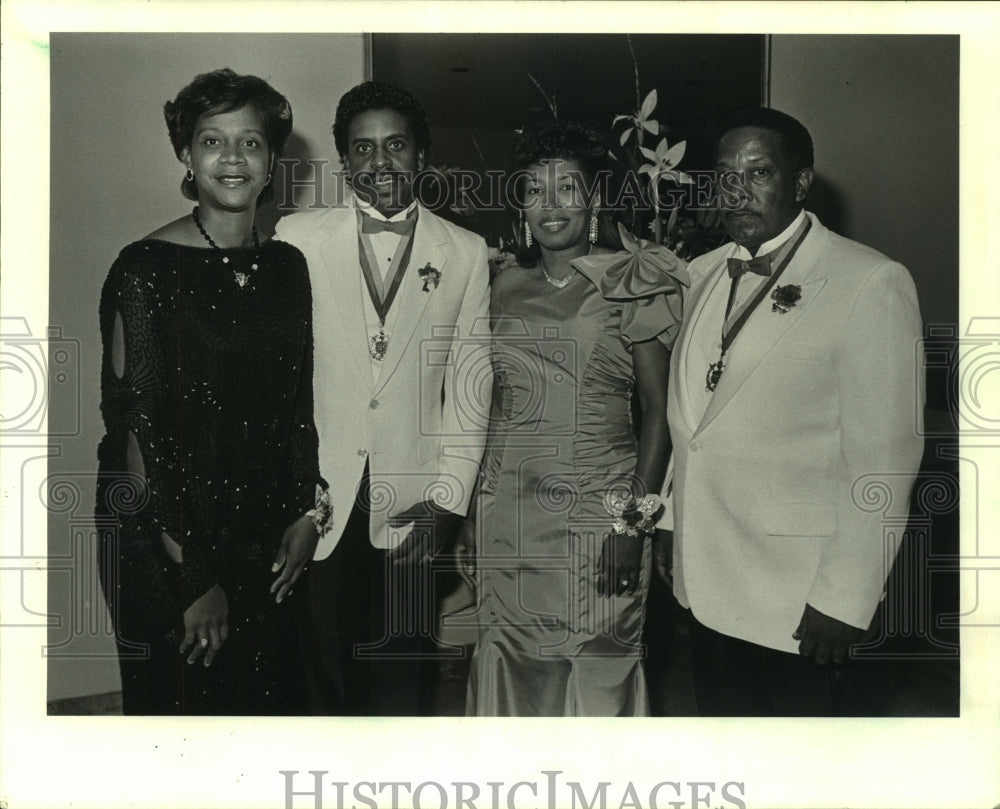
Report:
265,173,272,186
185,168,195,182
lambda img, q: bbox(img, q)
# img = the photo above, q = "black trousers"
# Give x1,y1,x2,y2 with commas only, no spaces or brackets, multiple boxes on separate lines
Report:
304,470,438,715
689,616,892,717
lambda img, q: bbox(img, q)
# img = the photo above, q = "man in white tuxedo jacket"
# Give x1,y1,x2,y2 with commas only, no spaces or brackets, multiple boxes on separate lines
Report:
664,108,924,715
275,81,491,714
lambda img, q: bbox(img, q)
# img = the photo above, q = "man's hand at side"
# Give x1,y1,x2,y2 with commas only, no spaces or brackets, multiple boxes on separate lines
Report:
387,499,462,565
793,602,877,664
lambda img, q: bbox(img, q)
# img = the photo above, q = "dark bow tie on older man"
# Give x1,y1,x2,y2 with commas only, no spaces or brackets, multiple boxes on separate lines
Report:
727,253,773,278
360,210,417,236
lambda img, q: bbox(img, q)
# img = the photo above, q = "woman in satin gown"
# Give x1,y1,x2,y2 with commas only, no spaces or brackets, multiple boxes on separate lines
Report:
464,122,687,716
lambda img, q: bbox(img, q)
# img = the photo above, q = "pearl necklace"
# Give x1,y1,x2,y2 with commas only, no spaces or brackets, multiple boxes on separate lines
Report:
192,206,260,288
541,243,593,289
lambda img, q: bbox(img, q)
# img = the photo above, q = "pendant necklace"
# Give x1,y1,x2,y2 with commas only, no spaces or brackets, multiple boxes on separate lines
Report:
358,218,417,361
705,220,812,392
192,206,260,289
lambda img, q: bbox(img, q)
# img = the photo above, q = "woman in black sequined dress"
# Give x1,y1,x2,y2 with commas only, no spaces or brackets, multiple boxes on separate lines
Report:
96,69,323,715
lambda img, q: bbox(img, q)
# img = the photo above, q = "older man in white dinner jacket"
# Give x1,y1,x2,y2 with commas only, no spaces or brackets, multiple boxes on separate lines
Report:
662,107,925,715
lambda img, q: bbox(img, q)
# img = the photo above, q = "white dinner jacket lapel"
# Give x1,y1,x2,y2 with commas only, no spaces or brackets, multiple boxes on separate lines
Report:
695,217,829,436
670,250,729,437
371,208,448,395
318,208,375,392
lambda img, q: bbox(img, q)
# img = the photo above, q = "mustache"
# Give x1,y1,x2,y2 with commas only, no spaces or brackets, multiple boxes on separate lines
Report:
350,171,413,207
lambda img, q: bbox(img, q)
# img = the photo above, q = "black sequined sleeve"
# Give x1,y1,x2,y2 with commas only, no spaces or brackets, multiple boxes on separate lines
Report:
280,254,324,527
99,252,217,609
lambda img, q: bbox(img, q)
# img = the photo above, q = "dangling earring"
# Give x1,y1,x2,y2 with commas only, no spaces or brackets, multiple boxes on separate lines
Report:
589,211,599,244
523,217,533,248
265,173,272,186
185,168,195,182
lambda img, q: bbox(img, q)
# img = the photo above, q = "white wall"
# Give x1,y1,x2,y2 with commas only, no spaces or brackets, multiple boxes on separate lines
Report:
47,33,366,702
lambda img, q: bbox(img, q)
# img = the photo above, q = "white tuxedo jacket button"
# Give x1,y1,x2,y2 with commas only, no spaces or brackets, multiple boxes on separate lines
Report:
357,448,367,456
690,441,700,452
369,399,379,409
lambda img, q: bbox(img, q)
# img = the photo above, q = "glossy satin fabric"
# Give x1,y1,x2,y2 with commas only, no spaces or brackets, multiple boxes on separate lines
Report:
466,239,686,716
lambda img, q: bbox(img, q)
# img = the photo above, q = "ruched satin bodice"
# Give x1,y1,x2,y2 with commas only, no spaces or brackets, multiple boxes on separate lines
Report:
467,234,687,717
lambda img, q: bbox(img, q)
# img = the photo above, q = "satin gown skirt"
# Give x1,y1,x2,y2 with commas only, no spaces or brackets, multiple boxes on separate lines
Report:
466,272,654,717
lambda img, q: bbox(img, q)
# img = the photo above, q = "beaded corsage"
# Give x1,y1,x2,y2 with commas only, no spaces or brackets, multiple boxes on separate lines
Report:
306,484,334,537
604,491,663,537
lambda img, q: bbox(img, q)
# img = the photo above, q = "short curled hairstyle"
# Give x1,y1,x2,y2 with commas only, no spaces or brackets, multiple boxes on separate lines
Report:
716,107,814,173
332,80,432,162
163,68,293,203
508,121,621,265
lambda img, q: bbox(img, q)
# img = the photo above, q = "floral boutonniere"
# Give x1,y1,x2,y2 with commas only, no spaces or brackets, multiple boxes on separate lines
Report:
771,284,802,313
418,262,441,292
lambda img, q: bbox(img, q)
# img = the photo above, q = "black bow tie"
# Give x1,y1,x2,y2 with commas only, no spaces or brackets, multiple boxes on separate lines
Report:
360,211,416,236
727,254,772,278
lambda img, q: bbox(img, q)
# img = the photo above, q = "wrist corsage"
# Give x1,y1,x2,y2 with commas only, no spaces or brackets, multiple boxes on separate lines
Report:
305,484,334,537
604,491,662,537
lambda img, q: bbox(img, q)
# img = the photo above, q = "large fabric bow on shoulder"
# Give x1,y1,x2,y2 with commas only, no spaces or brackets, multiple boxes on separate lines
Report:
572,223,689,348
573,223,689,298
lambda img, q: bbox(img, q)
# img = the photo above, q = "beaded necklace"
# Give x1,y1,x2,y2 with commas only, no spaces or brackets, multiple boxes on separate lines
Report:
192,205,260,289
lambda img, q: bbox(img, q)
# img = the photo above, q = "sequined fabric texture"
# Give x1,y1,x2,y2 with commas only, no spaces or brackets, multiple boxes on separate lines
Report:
95,238,319,714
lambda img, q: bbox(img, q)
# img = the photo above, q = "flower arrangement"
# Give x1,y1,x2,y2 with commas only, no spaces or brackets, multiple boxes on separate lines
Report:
528,36,727,260
609,36,728,259
613,87,691,246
